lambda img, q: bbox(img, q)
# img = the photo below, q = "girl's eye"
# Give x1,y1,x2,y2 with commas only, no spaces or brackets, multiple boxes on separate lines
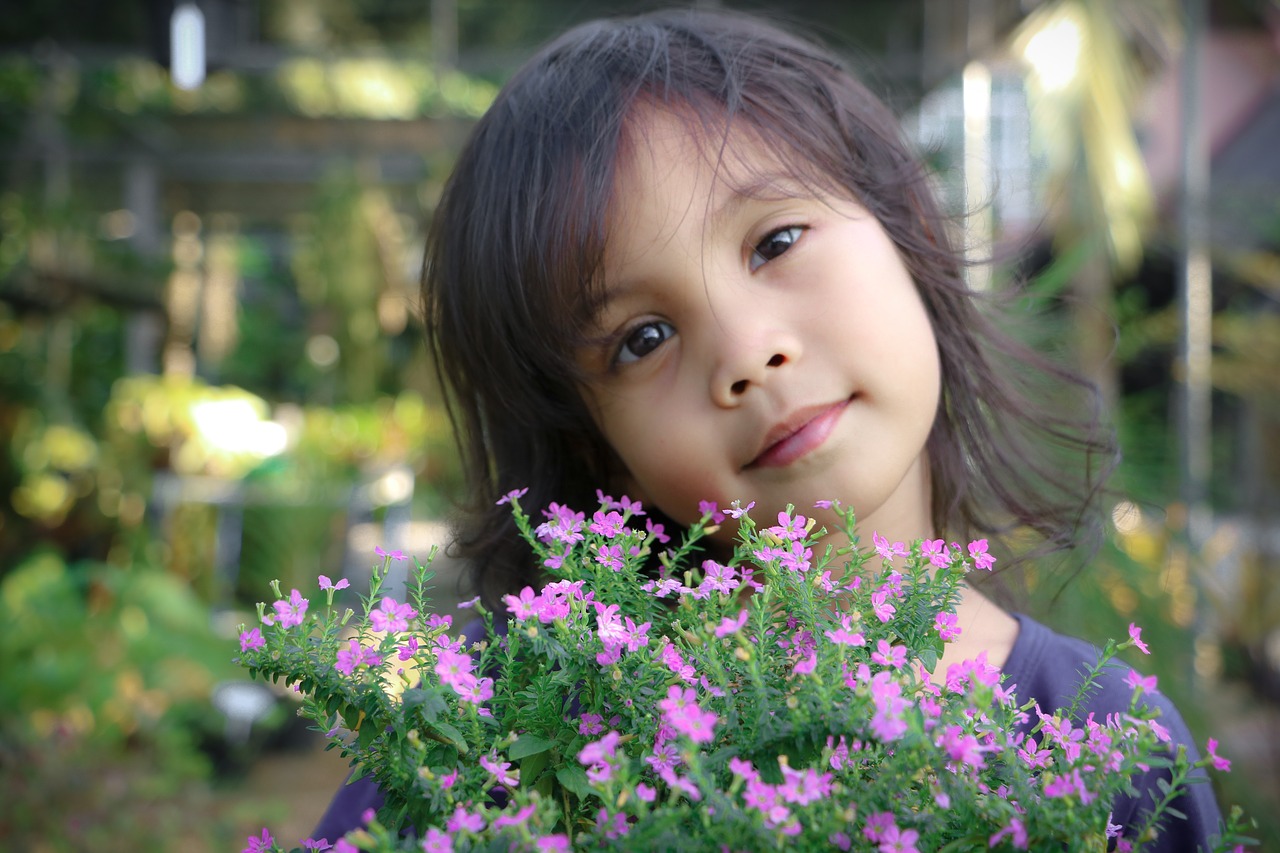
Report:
615,320,675,365
749,226,805,271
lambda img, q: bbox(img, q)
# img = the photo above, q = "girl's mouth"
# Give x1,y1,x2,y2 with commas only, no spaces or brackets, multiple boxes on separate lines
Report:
745,398,851,469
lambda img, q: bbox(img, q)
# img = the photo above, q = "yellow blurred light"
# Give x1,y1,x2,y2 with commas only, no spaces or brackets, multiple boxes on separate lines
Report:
189,398,288,458
1022,11,1083,93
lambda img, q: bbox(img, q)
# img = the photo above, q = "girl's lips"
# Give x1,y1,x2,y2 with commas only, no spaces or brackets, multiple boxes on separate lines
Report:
745,398,851,469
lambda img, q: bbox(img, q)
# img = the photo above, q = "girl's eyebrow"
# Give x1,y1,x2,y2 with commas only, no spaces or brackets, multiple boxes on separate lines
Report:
596,171,803,316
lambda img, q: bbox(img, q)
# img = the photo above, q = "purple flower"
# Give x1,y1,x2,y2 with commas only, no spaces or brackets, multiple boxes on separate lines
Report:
374,545,406,561
272,589,309,629
724,499,756,518
334,638,381,675
242,828,274,853
535,835,570,852
239,627,265,652
496,486,529,505
334,841,358,853
397,636,420,661
1206,738,1232,772
301,839,331,852
318,575,349,591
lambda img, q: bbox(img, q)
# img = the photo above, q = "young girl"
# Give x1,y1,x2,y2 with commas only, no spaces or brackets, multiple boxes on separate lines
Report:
314,8,1223,849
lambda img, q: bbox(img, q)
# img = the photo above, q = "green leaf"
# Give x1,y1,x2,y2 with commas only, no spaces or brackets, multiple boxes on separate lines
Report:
520,749,551,785
432,720,469,754
555,764,594,799
402,687,448,723
508,733,557,760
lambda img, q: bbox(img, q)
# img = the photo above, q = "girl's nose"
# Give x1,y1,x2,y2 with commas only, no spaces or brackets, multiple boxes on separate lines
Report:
709,325,800,408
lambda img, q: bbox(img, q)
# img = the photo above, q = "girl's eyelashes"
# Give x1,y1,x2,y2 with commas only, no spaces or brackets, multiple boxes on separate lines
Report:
614,319,675,366
748,225,806,272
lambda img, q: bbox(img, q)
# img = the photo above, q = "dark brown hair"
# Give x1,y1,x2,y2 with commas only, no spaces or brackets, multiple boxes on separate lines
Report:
422,8,1118,609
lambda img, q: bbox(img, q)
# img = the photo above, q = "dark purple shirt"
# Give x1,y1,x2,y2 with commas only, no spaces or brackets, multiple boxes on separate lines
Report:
311,614,1223,849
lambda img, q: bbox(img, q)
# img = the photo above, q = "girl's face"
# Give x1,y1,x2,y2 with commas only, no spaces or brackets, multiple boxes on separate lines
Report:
578,107,942,546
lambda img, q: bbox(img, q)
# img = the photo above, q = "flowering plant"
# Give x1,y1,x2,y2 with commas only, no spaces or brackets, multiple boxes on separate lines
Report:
236,495,1251,852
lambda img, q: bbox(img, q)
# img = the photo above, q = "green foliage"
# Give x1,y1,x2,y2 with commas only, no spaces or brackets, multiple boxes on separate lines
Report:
0,553,245,850
237,499,1252,852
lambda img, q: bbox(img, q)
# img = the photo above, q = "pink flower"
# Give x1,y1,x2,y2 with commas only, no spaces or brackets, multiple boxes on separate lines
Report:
725,499,756,518
446,804,485,834
242,828,274,853
1128,623,1150,655
335,640,378,676
825,616,865,646
334,841,358,853
870,590,896,623
715,609,749,638
871,640,907,669
492,803,537,829
934,612,961,642
422,827,453,853
596,808,629,840
239,627,265,652
318,575,349,591
578,731,622,766
397,636,420,662
659,685,718,744
989,817,1028,849
921,538,950,569
334,638,381,675
480,752,519,788
374,545,407,561
301,839,331,852
697,500,725,524
645,518,670,543
1205,738,1232,772
535,835,570,852
1124,669,1157,693
967,538,996,571
455,674,494,704
635,783,657,803
369,597,417,633
496,486,528,505
272,589,309,628
873,532,908,562
879,825,920,853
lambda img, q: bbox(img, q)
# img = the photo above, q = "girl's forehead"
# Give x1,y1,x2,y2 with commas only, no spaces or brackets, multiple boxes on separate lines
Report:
614,105,803,204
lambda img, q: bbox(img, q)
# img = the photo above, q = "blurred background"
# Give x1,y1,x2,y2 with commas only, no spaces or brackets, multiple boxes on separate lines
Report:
0,0,1276,849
